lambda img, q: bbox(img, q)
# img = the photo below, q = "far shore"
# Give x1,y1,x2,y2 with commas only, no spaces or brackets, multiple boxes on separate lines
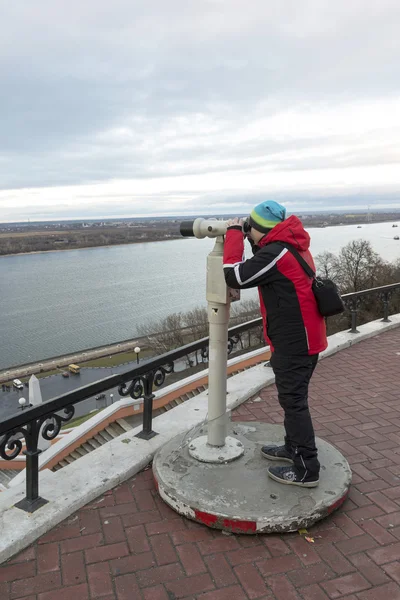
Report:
0,236,184,258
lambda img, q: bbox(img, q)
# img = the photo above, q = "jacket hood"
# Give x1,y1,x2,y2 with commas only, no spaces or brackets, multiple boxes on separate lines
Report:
258,215,310,251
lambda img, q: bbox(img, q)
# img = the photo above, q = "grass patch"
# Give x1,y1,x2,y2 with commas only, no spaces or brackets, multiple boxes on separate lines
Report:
62,409,101,429
36,368,70,379
80,349,152,368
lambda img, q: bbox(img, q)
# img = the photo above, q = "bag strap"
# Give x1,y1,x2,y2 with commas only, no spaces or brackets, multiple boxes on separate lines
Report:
275,242,316,278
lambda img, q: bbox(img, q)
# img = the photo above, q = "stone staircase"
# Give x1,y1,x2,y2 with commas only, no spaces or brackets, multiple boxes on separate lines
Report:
51,384,208,471
51,417,135,471
158,385,207,410
0,469,20,490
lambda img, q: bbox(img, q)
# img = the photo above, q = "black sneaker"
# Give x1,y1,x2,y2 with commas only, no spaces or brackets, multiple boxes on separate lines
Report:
260,444,293,464
268,465,319,488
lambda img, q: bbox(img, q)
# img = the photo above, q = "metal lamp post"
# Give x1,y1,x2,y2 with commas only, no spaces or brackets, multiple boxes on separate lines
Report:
134,346,141,365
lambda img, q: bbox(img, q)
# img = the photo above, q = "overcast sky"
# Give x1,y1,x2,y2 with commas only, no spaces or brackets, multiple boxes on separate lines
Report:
1,0,400,222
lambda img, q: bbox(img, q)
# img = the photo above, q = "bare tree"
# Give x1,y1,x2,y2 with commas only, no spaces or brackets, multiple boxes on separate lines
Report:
336,240,383,292
230,298,263,348
230,298,260,324
182,307,209,365
183,307,209,341
137,313,185,354
315,251,340,281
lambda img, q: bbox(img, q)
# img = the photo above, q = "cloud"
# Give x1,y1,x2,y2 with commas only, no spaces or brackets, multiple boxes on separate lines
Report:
1,0,400,220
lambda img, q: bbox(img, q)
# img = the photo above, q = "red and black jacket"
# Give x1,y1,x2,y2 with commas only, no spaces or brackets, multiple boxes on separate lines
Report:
223,215,328,356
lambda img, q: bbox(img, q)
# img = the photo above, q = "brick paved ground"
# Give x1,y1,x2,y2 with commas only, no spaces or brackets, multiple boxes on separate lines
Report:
1,328,400,600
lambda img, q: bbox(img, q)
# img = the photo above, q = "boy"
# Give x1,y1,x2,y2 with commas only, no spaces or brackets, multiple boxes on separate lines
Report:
223,201,327,487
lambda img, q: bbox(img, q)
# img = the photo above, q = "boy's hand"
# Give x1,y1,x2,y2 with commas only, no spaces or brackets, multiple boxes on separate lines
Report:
227,217,244,228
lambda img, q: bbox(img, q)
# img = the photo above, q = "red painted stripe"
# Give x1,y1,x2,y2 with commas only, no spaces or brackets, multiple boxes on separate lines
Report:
327,490,348,514
222,518,257,533
194,509,257,533
194,510,219,527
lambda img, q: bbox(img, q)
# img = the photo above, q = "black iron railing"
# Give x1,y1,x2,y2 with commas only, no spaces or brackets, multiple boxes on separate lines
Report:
0,282,399,512
0,318,263,512
341,282,400,333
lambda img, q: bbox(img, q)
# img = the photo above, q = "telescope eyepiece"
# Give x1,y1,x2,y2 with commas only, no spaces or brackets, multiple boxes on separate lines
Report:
243,217,251,235
179,221,196,237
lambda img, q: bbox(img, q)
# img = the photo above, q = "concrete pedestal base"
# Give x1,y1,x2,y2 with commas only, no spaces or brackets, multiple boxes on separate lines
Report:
153,422,352,534
188,435,244,463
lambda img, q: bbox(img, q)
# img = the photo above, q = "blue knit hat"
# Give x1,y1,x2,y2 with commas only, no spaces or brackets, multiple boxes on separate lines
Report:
249,200,286,233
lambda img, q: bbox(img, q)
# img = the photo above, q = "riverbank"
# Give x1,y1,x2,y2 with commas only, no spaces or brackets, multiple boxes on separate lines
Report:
0,234,183,258
0,337,150,385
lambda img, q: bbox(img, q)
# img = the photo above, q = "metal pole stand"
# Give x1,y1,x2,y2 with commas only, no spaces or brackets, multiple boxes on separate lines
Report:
188,236,244,464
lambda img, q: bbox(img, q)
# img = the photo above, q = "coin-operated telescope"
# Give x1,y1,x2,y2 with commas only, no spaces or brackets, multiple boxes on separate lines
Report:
180,216,251,239
180,218,229,239
179,217,244,464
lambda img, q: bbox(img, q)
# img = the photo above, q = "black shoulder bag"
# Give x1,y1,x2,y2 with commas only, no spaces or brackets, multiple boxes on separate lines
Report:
277,242,345,317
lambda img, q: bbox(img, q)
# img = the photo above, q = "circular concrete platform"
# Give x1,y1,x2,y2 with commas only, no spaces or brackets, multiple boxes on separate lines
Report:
153,422,352,534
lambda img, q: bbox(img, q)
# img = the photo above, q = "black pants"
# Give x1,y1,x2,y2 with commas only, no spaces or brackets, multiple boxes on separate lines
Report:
270,352,320,477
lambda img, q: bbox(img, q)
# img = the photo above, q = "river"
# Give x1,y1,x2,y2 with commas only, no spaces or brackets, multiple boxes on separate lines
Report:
1,220,399,370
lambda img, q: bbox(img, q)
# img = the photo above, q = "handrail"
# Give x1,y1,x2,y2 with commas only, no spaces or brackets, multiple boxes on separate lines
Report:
1,281,399,512
0,317,263,436
342,282,400,299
